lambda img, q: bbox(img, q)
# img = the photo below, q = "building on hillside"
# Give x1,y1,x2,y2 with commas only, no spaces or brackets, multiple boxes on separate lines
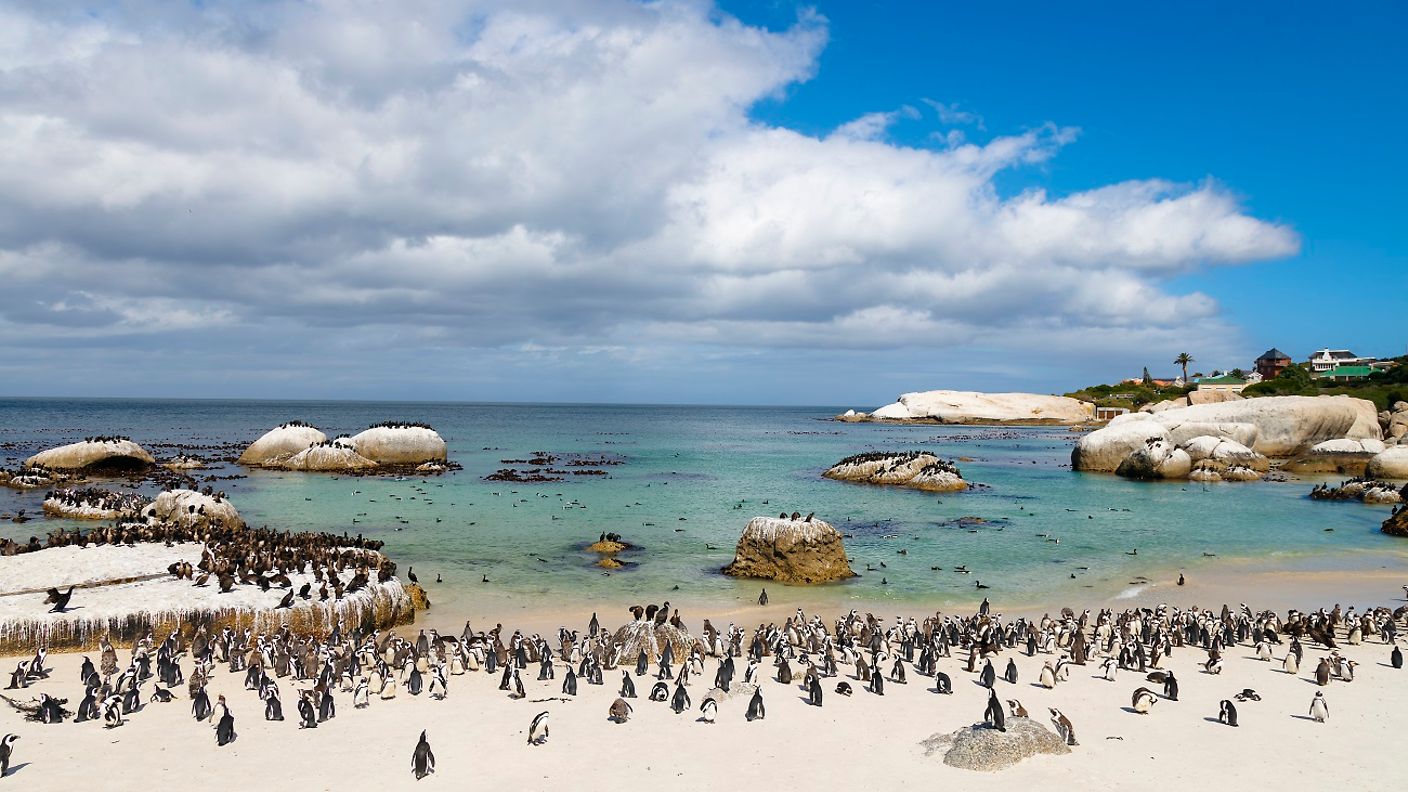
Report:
1197,374,1249,394
1254,348,1292,380
1094,406,1130,422
1309,349,1376,373
1318,365,1374,383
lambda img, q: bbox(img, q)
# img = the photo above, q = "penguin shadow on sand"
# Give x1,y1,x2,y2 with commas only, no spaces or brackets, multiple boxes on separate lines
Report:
1289,714,1321,722
3,762,32,777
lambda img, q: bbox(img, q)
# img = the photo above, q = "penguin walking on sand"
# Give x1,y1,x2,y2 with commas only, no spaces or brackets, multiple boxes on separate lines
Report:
1309,691,1329,722
984,689,1005,732
609,698,633,723
0,734,15,778
528,711,550,745
746,689,765,721
216,705,237,746
1049,708,1078,746
1132,687,1158,714
700,697,717,724
758,589,768,606
1218,699,1238,727
412,730,435,779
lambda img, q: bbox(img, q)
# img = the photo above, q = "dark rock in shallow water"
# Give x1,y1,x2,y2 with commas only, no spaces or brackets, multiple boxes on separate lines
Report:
1384,505,1408,537
921,717,1071,771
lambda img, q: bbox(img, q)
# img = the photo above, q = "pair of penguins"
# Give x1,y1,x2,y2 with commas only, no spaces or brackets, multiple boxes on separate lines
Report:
189,687,237,745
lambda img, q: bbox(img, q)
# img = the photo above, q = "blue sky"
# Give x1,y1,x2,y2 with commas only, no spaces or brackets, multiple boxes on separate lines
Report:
0,1,1402,404
723,0,1408,363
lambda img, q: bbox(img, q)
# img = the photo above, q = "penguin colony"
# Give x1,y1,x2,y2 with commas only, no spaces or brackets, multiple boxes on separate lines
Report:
0,596,1401,780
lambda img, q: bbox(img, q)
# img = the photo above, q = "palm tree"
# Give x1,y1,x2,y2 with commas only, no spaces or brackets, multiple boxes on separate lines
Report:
1174,353,1194,385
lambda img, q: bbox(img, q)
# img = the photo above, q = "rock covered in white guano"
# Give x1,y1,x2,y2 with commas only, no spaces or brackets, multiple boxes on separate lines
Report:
1283,438,1387,476
163,455,205,471
1180,436,1269,471
1115,438,1192,480
238,422,328,466
350,423,448,465
25,438,155,471
42,488,148,521
865,390,1094,424
1075,395,1380,471
0,466,64,490
823,452,968,492
922,717,1071,771
144,489,243,531
1310,478,1404,504
1367,446,1408,479
281,439,378,472
722,516,856,584
610,620,698,664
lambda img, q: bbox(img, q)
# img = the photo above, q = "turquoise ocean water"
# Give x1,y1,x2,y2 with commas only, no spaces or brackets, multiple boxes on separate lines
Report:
0,398,1400,612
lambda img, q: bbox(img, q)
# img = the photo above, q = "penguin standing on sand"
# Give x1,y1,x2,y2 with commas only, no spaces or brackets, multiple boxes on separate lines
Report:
758,589,768,606
1218,699,1238,727
980,659,996,689
1004,658,1018,685
934,672,952,694
412,730,435,779
561,667,577,697
700,697,718,724
1132,687,1158,714
192,685,212,721
298,695,318,729
1391,642,1403,670
635,650,649,677
980,688,1003,731
216,705,237,746
1049,708,1078,746
746,689,765,721
77,685,99,722
808,676,823,707
0,734,15,778
670,683,691,714
1315,657,1332,686
103,695,123,728
528,711,550,745
264,687,284,721
1309,691,1329,722
1007,699,1028,718
868,669,885,696
1162,670,1179,701
620,671,636,699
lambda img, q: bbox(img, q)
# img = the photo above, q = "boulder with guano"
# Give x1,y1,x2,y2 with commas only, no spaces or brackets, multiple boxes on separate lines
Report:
280,441,379,472
238,422,328,466
25,438,155,471
1283,438,1388,476
350,424,448,465
144,489,244,531
922,717,1071,771
1367,447,1408,480
864,390,1094,425
722,516,856,584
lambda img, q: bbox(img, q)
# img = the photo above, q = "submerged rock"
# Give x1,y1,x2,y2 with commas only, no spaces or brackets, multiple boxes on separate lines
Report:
26,438,155,471
237,422,328,466
351,423,448,465
722,516,856,584
922,717,1071,771
823,452,968,492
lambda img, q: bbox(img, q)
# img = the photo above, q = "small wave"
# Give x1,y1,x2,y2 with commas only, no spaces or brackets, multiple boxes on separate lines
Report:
1114,584,1146,600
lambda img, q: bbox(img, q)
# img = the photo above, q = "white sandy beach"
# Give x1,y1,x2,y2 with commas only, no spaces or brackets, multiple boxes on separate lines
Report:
1,593,1404,790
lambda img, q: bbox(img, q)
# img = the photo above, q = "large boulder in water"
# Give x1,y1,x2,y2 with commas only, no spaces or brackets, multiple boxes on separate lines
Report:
281,440,378,472
144,489,243,531
722,516,856,584
1283,438,1387,476
922,717,1072,771
823,452,967,492
1115,438,1192,480
26,438,155,471
350,423,448,465
238,422,328,466
1075,395,1380,470
868,390,1094,424
1367,447,1408,480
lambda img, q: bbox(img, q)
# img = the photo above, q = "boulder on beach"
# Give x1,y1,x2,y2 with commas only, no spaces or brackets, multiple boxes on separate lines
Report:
25,438,155,471
144,489,243,531
1076,395,1381,472
1367,447,1408,480
864,390,1094,425
350,423,448,465
281,440,379,472
610,620,697,662
238,422,328,466
722,516,856,584
43,488,148,520
1283,438,1387,475
823,452,968,492
922,717,1071,771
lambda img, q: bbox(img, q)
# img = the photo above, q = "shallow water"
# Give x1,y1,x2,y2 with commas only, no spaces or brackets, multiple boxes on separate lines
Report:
1,398,1401,612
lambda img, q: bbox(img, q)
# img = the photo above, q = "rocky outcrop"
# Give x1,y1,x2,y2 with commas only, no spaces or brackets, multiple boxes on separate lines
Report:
1379,401,1408,444
162,455,205,471
1115,438,1191,480
1367,447,1408,480
1283,438,1387,476
922,717,1071,771
1384,505,1408,537
823,452,968,492
280,440,379,472
1181,436,1269,483
722,516,856,584
350,424,448,465
0,466,65,490
1310,479,1404,505
238,422,328,466
862,390,1094,425
143,489,243,531
25,438,155,471
610,620,697,663
1076,396,1381,473
42,488,149,520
